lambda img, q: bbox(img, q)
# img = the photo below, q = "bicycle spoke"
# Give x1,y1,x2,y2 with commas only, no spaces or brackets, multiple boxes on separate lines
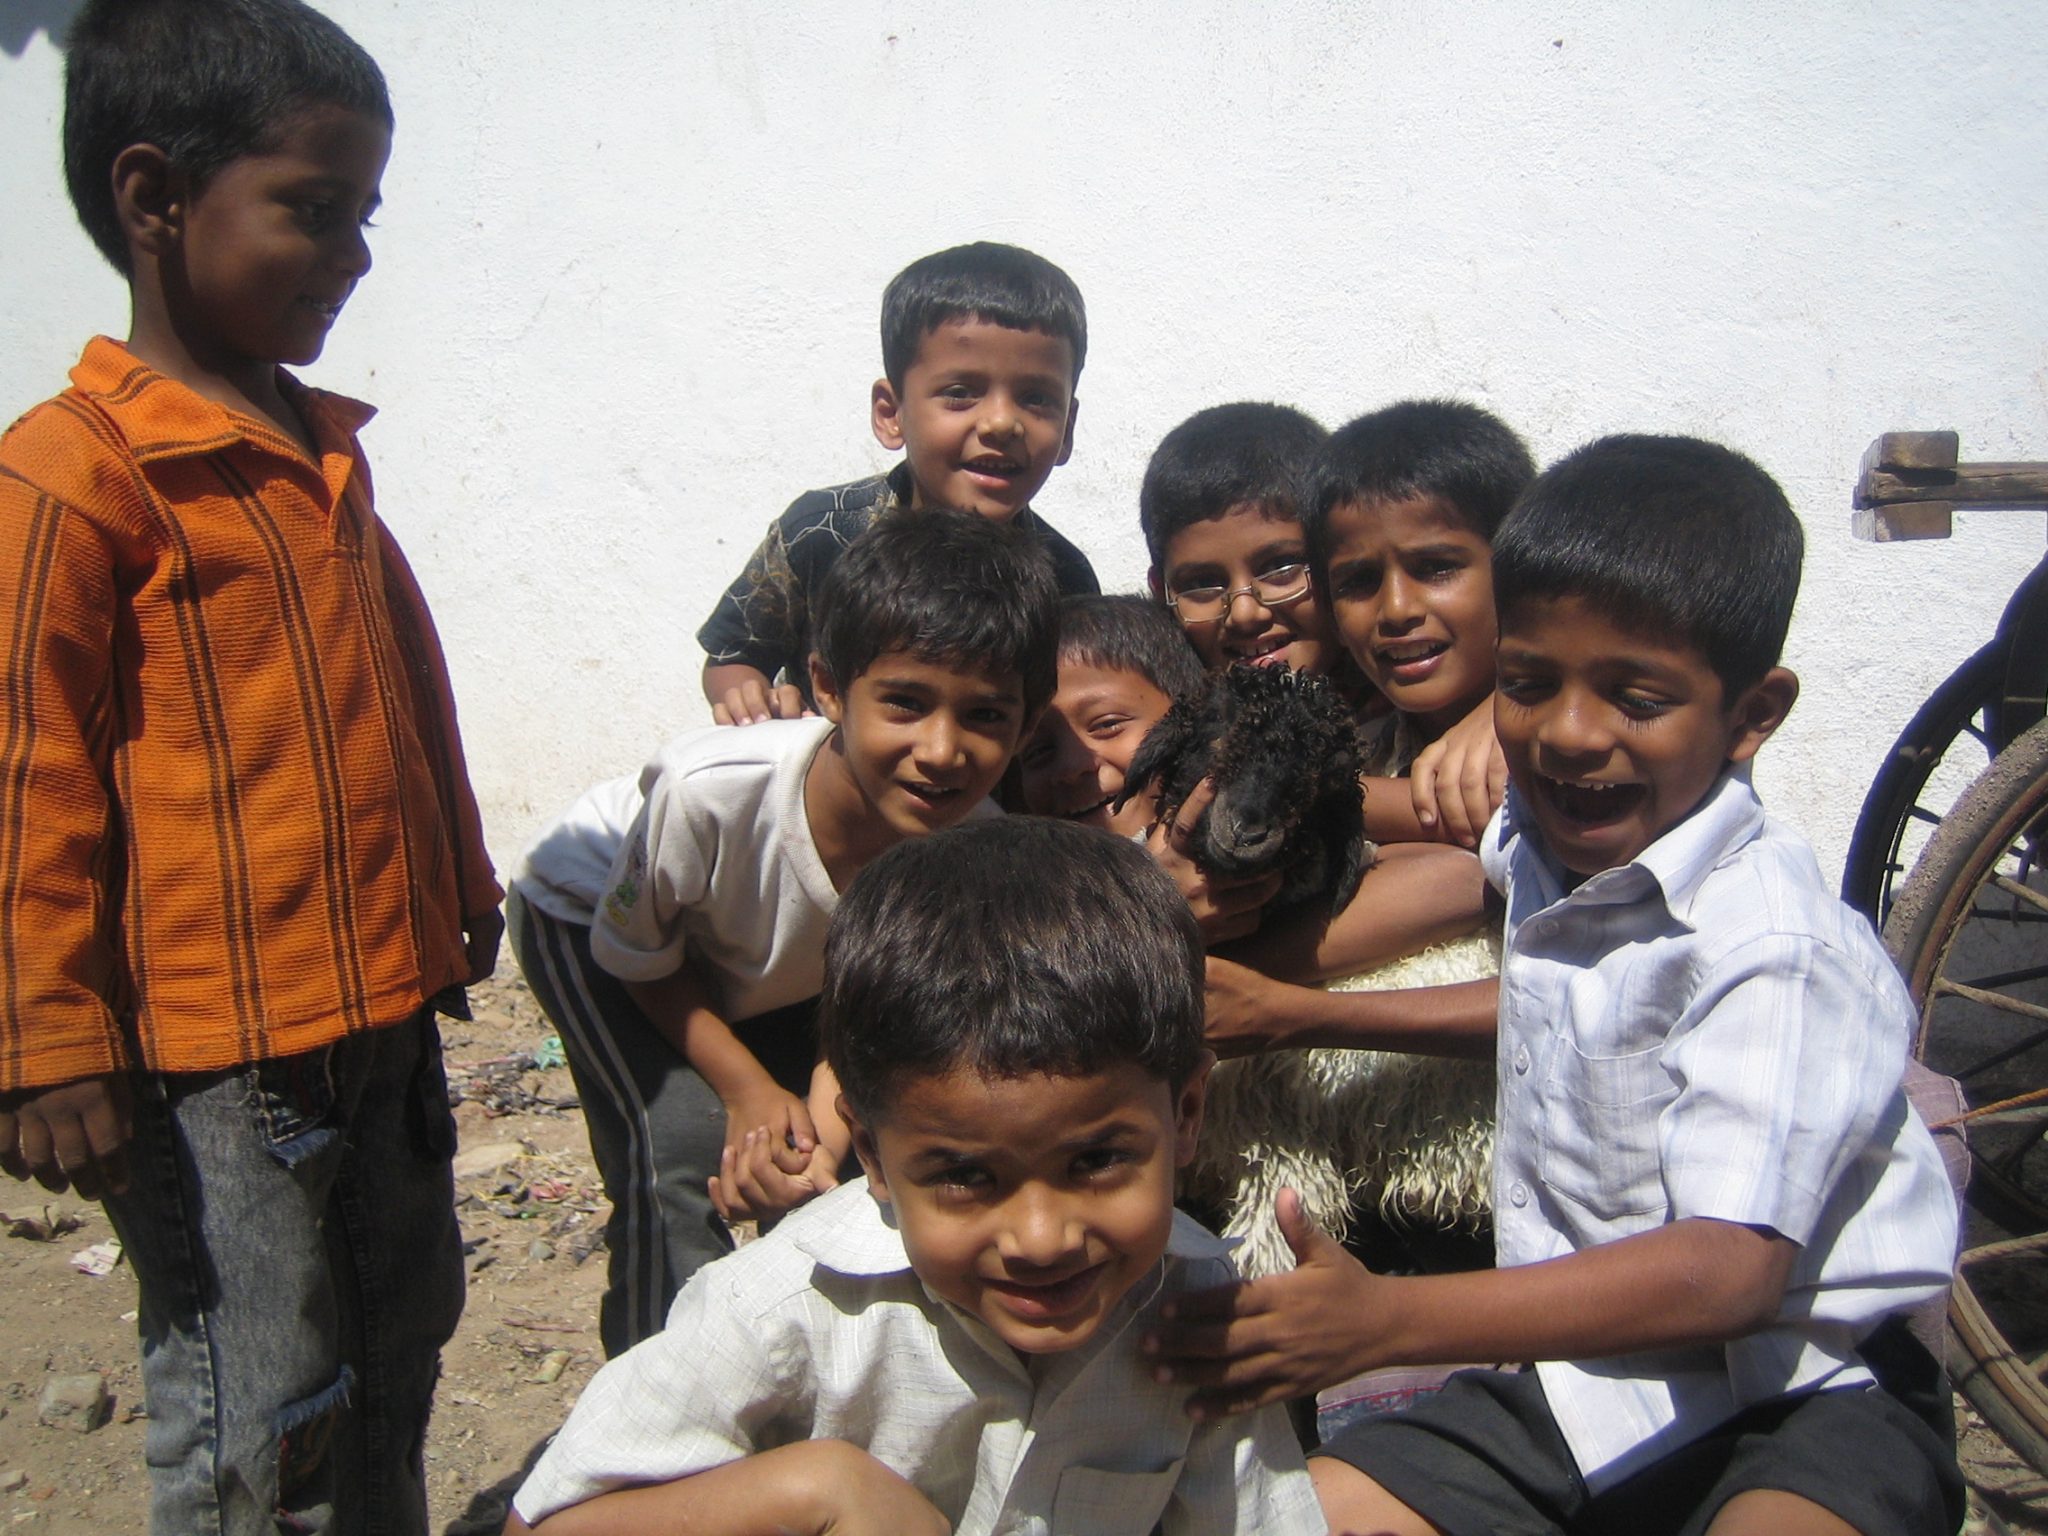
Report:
1953,961,2048,990
1958,1230,2048,1269
1988,1114,2048,1172
1918,1009,2048,1084
1931,978,2048,1028
1992,872,2048,917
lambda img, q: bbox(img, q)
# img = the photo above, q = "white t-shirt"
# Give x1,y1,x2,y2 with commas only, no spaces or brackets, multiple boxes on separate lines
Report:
1481,766,1959,1489
513,1178,1327,1536
512,719,991,1024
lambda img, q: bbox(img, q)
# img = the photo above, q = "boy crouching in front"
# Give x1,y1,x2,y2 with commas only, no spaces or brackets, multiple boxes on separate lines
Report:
509,817,1326,1536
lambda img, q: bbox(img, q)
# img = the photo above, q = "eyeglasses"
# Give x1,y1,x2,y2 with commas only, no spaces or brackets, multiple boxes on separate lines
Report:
1166,564,1313,625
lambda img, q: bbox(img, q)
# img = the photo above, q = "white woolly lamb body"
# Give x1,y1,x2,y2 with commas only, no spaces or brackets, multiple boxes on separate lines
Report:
1189,929,1502,1276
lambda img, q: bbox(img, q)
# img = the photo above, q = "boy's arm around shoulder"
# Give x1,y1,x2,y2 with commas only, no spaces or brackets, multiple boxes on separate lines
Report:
0,439,139,1195
1162,911,1916,1411
1148,1192,1795,1418
1163,1307,1330,1536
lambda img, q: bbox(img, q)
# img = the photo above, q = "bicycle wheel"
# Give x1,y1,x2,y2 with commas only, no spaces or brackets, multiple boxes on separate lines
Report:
1843,643,2005,925
1884,718,2048,1473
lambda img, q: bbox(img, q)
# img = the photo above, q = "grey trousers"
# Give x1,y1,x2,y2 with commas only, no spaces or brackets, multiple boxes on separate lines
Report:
504,888,819,1356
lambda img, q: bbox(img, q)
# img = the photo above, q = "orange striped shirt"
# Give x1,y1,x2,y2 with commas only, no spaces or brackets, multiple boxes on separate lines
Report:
0,338,501,1089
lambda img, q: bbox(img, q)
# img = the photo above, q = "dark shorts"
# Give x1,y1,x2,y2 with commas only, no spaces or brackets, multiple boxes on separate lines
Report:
1312,1322,1964,1536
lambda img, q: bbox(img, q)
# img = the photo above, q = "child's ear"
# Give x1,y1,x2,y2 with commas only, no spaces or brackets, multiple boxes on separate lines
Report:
1171,1052,1215,1168
111,143,182,258
871,378,906,453
1055,394,1079,468
839,1094,889,1201
1724,666,1799,765
809,653,845,724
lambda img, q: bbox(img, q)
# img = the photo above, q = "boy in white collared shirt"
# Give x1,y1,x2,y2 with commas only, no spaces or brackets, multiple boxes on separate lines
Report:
509,818,1326,1536
1154,436,1962,1536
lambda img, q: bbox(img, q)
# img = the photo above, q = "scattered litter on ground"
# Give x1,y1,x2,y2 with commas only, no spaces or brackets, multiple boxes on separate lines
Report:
528,1350,571,1386
444,1044,579,1117
450,1142,525,1181
67,1243,121,1278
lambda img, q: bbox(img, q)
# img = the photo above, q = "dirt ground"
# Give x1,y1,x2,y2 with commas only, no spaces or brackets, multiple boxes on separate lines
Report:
0,967,2042,1534
0,969,605,1536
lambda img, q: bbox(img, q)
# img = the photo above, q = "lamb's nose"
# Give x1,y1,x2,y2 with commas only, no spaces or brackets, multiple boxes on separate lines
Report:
1210,813,1285,871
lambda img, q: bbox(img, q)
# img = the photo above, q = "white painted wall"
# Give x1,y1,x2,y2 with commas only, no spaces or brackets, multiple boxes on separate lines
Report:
4,1,2045,883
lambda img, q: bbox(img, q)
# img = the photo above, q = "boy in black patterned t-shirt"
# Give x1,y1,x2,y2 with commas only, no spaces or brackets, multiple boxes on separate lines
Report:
697,241,1098,724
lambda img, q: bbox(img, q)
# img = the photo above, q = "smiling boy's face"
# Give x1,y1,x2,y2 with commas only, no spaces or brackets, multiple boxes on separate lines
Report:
1153,504,1333,675
847,1061,1207,1355
872,317,1077,520
1017,659,1177,836
160,102,390,381
1494,594,1796,878
810,649,1029,848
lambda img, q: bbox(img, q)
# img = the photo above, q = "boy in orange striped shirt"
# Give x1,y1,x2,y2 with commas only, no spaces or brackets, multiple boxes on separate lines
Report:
0,2,499,1531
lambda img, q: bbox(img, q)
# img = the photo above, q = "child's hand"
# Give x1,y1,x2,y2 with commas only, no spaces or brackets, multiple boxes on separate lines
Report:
1408,692,1506,848
708,1085,833,1222
1149,779,1284,945
711,1130,840,1223
1201,954,1302,1057
1143,1189,1381,1418
0,1074,134,1201
463,906,505,984
711,670,809,727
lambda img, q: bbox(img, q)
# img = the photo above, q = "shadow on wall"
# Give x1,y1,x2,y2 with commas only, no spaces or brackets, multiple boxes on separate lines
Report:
1,0,83,58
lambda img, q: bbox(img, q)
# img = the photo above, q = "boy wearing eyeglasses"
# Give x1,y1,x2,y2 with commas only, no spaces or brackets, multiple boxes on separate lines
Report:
1140,402,1340,681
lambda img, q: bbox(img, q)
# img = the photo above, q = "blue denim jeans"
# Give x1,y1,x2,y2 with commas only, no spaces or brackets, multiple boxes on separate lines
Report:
102,1010,465,1536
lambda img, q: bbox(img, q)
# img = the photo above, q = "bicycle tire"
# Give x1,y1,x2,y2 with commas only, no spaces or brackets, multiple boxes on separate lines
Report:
1842,643,2004,925
1883,717,2048,1474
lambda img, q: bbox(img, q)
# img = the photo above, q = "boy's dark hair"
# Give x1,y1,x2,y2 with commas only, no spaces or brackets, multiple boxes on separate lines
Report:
822,817,1204,1117
1056,594,1207,703
880,242,1087,390
812,508,1060,714
1492,434,1803,695
1139,403,1328,570
64,0,391,276
1305,399,1535,571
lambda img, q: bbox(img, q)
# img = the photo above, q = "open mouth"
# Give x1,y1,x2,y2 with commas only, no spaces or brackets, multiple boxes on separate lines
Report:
1058,794,1115,823
899,781,962,814
300,297,344,322
1226,634,1294,667
963,455,1024,483
1538,774,1645,828
985,1262,1105,1321
1376,638,1448,683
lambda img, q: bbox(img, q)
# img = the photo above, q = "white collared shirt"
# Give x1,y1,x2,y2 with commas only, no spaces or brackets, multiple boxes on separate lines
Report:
513,1178,1325,1535
1481,767,1958,1489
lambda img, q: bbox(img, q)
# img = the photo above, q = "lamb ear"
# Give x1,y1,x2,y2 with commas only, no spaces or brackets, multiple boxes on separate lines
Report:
1114,704,1196,815
1329,830,1375,914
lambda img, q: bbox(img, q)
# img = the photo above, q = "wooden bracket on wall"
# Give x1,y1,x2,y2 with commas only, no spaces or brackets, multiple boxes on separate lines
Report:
1852,431,2048,542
